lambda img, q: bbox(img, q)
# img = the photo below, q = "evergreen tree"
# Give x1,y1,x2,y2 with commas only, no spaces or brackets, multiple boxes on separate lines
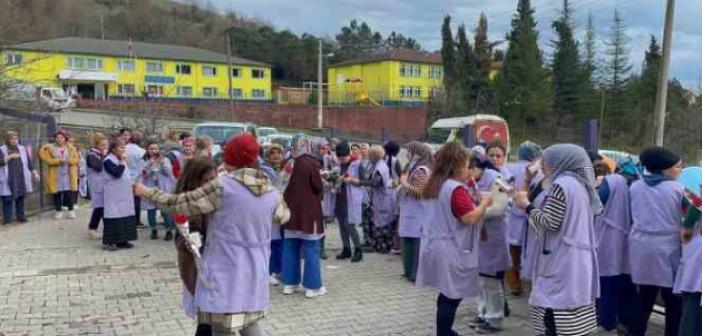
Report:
496,0,552,131
473,13,495,113
551,0,581,126
603,9,632,120
583,12,597,86
628,35,661,145
441,15,457,115
455,24,478,115
578,11,600,121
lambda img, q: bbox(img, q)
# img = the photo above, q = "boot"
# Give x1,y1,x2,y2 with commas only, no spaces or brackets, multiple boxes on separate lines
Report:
351,247,363,263
336,247,351,260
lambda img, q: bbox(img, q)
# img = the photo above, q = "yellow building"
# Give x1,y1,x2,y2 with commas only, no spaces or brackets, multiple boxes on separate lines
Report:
327,50,444,106
3,37,272,101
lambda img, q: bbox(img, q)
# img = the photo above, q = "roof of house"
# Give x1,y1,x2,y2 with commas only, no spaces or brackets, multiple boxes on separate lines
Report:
330,49,442,67
9,37,269,67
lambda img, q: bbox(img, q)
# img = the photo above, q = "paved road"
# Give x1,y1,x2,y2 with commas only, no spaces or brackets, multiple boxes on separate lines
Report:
0,206,663,336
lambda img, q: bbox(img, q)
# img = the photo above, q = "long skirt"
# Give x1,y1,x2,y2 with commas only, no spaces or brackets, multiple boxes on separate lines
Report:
361,206,396,254
102,216,137,245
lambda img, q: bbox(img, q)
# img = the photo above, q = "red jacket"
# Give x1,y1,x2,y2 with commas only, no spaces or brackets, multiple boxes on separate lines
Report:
284,154,324,235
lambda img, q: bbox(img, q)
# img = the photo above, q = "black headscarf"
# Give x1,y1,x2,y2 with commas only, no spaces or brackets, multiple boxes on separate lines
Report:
640,147,680,173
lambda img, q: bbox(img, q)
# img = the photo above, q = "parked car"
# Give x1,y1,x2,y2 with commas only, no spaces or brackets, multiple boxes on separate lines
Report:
264,133,293,150
257,127,279,143
192,122,258,157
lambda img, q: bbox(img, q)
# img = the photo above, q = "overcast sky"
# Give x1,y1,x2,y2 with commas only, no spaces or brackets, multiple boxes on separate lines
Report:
212,0,702,89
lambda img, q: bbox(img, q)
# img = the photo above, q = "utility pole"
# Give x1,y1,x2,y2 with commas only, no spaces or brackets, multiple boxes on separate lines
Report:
654,0,676,146
100,13,105,40
226,33,235,120
317,39,323,129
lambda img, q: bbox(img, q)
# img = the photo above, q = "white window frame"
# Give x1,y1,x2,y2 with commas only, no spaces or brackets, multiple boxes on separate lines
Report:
117,84,136,96
413,86,422,98
203,87,218,98
230,88,243,98
399,64,407,77
202,65,218,77
67,57,84,69
176,64,192,75
251,69,265,79
429,67,442,79
251,89,266,98
146,85,164,97
6,53,23,65
117,59,135,72
399,86,407,98
177,86,193,97
231,67,241,78
146,61,164,73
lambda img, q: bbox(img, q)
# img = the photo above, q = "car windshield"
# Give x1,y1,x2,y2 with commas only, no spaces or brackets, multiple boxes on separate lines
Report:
46,88,68,99
258,128,277,137
194,126,245,144
427,127,465,144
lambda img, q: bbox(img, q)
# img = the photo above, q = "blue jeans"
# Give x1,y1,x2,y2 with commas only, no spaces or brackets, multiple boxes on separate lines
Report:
147,209,174,231
269,239,284,275
2,196,25,223
281,238,322,290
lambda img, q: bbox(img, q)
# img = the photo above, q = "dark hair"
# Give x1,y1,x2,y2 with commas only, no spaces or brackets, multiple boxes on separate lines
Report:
109,139,126,153
175,157,217,193
423,142,468,199
143,140,160,160
486,143,507,156
469,154,496,170
179,132,191,141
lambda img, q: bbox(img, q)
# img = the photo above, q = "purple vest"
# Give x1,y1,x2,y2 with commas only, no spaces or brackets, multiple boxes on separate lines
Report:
141,158,176,210
416,179,480,299
86,150,105,208
54,146,72,192
530,175,599,309
399,165,430,238
521,183,549,282
195,175,280,313
344,160,366,225
506,161,530,246
371,160,394,228
103,154,135,219
0,145,33,196
674,219,702,294
629,179,684,288
595,174,632,276
476,169,512,275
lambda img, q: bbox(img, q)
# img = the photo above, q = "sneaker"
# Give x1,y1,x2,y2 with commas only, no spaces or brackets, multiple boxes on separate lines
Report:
269,275,280,286
475,323,501,334
304,287,327,298
164,231,173,241
150,230,158,240
468,317,487,329
68,210,77,219
282,285,297,295
53,212,63,220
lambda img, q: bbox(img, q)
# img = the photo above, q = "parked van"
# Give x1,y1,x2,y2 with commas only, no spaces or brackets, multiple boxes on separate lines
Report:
4,83,75,111
192,122,258,156
427,114,510,151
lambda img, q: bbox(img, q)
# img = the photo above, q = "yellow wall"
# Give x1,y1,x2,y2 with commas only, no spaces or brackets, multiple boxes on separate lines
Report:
2,50,272,100
328,60,443,104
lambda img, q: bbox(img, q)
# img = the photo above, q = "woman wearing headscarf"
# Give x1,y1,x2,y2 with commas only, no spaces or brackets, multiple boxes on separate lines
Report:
505,140,542,296
628,147,684,336
38,130,80,220
513,144,600,336
319,139,337,223
334,141,365,263
260,143,286,285
486,142,512,182
281,133,326,298
416,142,492,336
86,132,108,239
352,145,396,253
398,141,432,281
383,140,403,254
0,131,38,225
467,154,511,334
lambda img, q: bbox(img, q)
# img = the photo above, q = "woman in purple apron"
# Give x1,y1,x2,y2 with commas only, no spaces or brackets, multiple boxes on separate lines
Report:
141,141,176,241
467,154,511,333
513,144,600,336
334,141,365,263
416,142,492,336
486,143,512,183
86,133,108,239
261,144,286,284
629,147,685,336
676,205,702,336
102,140,137,251
383,140,403,254
357,145,396,253
38,130,79,220
0,131,36,225
505,141,542,296
398,141,432,281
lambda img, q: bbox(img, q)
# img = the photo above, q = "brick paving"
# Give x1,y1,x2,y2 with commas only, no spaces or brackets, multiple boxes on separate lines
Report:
0,206,664,336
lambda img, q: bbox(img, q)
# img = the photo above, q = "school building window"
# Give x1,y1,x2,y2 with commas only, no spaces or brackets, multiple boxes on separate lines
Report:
399,85,422,98
252,69,265,79
412,86,422,97
252,89,266,98
117,84,135,95
202,65,218,77
203,87,218,97
176,64,192,75
6,53,23,65
146,61,164,73
230,88,242,98
117,59,135,72
177,86,193,97
146,85,164,96
68,56,103,70
231,67,241,77
400,64,421,77
429,67,442,79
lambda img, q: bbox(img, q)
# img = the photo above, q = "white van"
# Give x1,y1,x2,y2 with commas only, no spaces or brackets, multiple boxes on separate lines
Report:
192,122,258,156
427,114,510,151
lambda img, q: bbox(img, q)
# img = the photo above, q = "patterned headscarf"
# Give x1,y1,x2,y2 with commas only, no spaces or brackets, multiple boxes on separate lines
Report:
517,141,542,162
405,141,432,174
291,133,311,158
542,143,603,215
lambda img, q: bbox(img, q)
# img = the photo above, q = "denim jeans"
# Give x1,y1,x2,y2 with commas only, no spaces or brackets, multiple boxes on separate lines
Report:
269,239,284,275
147,209,174,231
2,196,25,223
281,238,322,290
